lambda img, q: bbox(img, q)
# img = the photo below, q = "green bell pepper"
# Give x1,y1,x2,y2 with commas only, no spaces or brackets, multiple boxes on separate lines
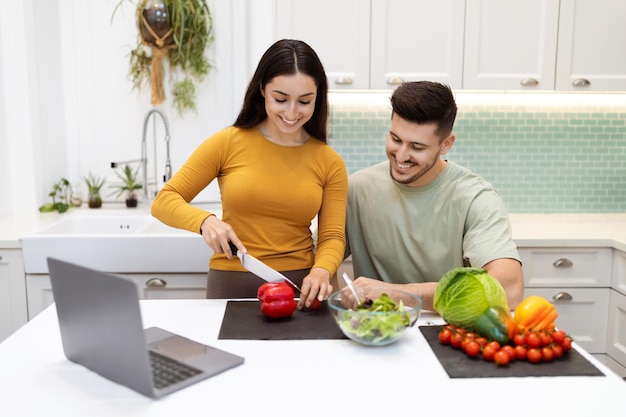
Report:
473,306,517,344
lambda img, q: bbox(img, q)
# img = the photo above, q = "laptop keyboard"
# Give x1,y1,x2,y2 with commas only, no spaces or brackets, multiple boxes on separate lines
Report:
149,350,203,389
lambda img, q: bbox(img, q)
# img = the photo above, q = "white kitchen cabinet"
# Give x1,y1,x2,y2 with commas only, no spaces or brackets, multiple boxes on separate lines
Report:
611,249,626,296
606,290,626,373
130,273,208,300
0,249,28,342
26,273,209,319
555,0,626,91
518,247,612,353
274,0,465,90
463,0,559,90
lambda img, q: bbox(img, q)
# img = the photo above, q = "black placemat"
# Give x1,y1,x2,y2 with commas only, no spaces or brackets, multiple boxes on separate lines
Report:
420,325,605,378
218,300,348,340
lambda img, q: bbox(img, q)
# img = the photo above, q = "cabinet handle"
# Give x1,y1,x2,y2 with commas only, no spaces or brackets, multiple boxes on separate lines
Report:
0,256,3,262
145,278,167,288
552,258,573,268
386,76,405,85
572,78,590,87
520,78,539,87
553,292,573,302
334,76,353,85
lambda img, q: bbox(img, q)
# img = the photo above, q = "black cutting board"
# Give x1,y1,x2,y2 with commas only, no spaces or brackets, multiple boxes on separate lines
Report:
420,325,604,378
218,300,348,340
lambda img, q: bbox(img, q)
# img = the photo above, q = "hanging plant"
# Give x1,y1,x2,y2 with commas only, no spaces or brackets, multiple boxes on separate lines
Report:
113,0,214,115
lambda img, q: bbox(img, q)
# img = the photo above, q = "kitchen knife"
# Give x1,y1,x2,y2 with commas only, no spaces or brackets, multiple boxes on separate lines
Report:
228,242,301,293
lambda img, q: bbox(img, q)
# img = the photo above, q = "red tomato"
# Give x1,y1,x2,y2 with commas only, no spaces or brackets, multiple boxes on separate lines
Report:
527,348,542,363
541,346,555,362
482,345,497,361
551,329,566,344
465,341,481,358
475,337,488,347
500,345,515,361
438,328,452,345
526,332,541,349
551,344,564,359
494,350,510,366
561,336,573,352
486,341,501,352
539,331,553,347
513,333,527,346
514,345,528,360
450,332,463,349
308,298,322,310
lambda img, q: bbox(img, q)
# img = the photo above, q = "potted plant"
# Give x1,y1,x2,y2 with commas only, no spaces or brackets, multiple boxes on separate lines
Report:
110,164,143,208
113,0,214,116
84,172,106,209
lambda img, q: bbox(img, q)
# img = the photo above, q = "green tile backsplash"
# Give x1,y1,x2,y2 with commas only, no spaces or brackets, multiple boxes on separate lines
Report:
328,95,626,213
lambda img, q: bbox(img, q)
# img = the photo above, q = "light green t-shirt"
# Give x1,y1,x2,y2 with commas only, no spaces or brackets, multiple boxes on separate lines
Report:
346,161,520,283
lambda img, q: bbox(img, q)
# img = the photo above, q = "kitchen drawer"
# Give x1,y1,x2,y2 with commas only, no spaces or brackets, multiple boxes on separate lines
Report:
518,247,612,287
607,290,626,368
523,287,609,354
611,249,626,296
130,273,207,300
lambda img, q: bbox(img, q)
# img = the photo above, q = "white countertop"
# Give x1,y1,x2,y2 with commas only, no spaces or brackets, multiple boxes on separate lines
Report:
3,210,626,251
1,299,624,416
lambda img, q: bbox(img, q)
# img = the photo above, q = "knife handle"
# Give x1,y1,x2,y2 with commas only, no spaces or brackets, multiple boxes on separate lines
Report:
228,241,238,256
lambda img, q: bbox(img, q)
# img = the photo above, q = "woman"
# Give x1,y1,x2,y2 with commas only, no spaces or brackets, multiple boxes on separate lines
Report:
151,39,348,309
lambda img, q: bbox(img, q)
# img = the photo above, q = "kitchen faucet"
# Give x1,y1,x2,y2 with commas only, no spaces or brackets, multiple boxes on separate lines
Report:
111,108,172,203
141,108,172,201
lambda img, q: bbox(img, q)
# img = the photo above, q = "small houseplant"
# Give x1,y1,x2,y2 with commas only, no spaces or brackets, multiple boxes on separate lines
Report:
84,172,106,209
39,178,76,213
110,164,143,208
113,0,214,115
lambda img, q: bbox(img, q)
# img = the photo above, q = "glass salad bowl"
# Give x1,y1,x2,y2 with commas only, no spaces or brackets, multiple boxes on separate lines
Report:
328,287,422,346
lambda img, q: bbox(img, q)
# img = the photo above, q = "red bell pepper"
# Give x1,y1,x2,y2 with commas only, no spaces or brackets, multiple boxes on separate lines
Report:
257,282,296,319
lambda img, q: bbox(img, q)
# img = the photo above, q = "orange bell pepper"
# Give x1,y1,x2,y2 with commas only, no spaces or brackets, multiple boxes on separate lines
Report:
514,295,558,331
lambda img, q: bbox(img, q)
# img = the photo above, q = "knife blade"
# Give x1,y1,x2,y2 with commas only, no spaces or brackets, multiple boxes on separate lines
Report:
228,242,301,293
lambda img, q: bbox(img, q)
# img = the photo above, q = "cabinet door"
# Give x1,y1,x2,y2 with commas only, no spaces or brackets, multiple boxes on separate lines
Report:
131,274,207,300
463,0,559,90
607,290,626,368
274,0,371,89
611,249,626,296
556,0,626,91
518,247,613,287
0,250,28,341
25,274,54,320
524,287,609,353
370,0,465,89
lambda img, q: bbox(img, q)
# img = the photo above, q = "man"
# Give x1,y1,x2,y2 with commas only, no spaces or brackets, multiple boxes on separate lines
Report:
345,81,524,311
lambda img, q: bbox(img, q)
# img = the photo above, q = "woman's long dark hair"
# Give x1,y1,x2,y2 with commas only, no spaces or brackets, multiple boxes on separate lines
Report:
233,39,329,143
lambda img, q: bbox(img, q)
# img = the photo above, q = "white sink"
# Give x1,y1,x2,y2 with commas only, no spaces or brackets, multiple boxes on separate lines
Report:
20,207,221,274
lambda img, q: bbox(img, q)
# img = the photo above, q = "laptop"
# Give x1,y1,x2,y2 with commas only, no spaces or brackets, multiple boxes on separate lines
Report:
47,257,244,399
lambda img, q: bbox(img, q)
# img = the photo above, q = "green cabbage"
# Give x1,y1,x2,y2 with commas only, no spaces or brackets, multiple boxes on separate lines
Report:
433,267,510,329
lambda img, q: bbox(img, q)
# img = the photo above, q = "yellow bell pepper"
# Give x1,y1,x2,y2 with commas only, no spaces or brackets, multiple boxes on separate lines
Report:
513,295,558,331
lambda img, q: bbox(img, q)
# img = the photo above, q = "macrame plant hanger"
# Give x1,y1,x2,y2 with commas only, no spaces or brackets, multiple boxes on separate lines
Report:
137,1,176,105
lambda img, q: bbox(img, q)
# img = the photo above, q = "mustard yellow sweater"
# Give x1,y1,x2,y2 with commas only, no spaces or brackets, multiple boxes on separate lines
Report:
151,126,348,275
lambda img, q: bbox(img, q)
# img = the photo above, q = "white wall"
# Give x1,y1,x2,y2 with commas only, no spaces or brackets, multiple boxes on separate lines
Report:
0,0,279,215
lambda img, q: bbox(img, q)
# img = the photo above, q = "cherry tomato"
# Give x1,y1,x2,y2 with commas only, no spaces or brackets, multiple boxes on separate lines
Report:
482,345,497,361
514,345,528,360
494,350,510,366
561,336,573,352
475,337,488,347
526,332,541,349
450,332,463,349
527,348,542,363
500,345,515,361
542,346,555,362
539,331,553,347
513,333,527,346
308,298,322,310
551,329,566,344
551,344,564,359
486,341,501,352
438,328,452,344
465,341,481,358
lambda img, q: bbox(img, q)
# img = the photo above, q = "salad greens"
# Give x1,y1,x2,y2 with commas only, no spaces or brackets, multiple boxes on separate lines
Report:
339,293,411,344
